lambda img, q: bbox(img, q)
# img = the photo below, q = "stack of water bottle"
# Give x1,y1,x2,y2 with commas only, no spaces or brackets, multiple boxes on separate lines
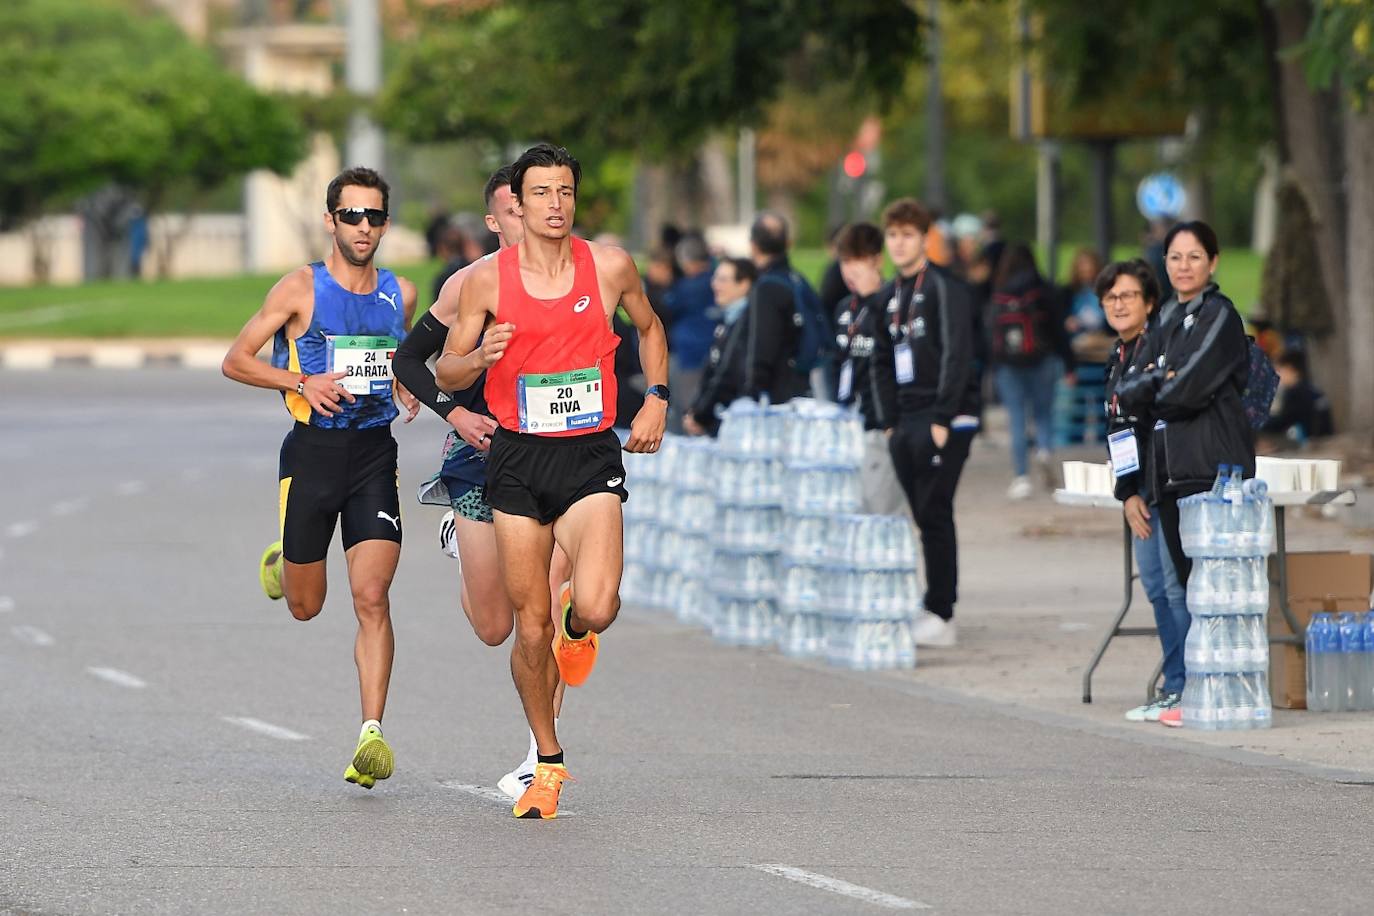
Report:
622,436,719,619
1304,611,1374,712
620,437,671,612
709,400,787,647
1177,465,1276,730
775,401,919,668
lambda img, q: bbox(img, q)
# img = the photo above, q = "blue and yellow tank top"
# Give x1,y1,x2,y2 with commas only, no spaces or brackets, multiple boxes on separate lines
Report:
273,262,407,430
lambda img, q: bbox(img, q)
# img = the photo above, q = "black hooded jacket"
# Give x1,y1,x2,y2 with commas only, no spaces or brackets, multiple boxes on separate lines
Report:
1116,284,1255,496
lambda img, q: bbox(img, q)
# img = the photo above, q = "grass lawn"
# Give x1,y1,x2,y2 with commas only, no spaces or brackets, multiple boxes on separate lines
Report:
0,245,1264,339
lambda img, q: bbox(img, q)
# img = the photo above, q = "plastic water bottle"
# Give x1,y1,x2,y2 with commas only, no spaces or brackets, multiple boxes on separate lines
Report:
1336,612,1361,711
1306,612,1336,711
1360,611,1374,712
1249,672,1273,728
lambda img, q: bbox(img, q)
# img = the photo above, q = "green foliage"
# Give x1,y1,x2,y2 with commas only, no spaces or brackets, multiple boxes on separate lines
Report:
1025,0,1274,153
380,0,920,157
1293,0,1374,107
0,0,307,226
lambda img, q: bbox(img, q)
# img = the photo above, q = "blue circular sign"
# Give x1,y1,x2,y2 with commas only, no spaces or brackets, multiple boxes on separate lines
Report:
1136,172,1187,221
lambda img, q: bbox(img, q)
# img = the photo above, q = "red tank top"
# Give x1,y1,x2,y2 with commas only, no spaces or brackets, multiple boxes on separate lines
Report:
485,237,621,436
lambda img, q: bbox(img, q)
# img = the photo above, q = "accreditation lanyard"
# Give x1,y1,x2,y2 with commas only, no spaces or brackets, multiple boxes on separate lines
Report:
889,267,926,385
838,302,872,402
889,266,927,341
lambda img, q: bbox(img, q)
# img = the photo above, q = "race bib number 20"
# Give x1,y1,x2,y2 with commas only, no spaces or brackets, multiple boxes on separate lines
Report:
518,367,604,434
327,335,397,395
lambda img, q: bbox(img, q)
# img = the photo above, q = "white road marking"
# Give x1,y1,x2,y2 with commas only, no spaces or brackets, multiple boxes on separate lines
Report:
12,625,55,647
86,667,148,689
221,716,310,741
439,780,578,817
52,498,89,517
117,480,146,496
6,520,38,538
749,864,929,910
0,596,13,613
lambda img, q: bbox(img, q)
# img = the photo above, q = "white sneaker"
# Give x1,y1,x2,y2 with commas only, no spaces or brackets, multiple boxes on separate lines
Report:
497,762,535,800
911,610,957,647
439,510,458,559
1007,476,1033,500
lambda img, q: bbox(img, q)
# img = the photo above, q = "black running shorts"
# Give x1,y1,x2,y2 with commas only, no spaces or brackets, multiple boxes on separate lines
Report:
277,422,401,564
485,427,628,525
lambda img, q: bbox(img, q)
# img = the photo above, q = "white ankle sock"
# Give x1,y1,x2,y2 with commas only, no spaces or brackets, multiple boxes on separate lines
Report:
361,719,382,737
522,719,556,768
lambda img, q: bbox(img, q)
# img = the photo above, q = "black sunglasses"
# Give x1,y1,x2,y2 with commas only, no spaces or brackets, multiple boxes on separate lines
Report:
333,207,388,227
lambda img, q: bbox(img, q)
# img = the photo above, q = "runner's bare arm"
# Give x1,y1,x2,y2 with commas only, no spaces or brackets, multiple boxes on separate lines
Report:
598,245,667,453
437,260,508,391
393,275,421,421
221,267,356,415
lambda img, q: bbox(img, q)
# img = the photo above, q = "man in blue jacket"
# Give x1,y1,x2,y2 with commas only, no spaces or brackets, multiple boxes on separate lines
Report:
664,233,717,431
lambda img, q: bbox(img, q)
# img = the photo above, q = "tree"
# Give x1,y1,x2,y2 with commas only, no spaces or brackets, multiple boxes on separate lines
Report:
1026,0,1374,436
380,0,920,157
0,0,306,278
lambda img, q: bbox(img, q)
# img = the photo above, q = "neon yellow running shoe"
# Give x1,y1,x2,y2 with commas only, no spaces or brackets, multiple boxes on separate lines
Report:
259,540,284,601
344,724,393,790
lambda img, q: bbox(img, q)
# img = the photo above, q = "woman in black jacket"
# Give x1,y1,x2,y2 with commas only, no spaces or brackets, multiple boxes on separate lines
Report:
1101,259,1190,722
1116,221,1255,585
684,257,757,436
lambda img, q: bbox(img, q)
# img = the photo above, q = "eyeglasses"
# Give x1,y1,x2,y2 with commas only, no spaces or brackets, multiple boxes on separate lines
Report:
333,207,388,227
1102,289,1143,306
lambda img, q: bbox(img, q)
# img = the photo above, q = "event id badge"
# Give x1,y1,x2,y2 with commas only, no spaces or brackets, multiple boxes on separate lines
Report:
894,342,915,384
837,359,854,401
517,366,604,434
1108,428,1141,477
327,335,397,395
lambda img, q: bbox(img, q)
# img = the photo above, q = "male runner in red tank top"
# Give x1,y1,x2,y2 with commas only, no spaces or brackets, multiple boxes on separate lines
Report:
438,143,669,819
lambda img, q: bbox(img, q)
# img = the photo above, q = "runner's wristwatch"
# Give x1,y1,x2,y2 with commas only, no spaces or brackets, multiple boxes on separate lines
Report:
646,384,670,403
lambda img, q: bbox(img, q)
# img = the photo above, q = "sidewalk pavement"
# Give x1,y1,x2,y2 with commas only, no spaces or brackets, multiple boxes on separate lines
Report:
905,418,1374,778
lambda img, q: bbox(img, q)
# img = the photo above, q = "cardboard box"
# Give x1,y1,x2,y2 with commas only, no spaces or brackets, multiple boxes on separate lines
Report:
1264,552,1374,708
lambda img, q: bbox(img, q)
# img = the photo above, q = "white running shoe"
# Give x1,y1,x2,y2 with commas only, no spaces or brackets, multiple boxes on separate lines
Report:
912,610,957,647
439,510,458,559
1007,475,1033,500
497,763,535,800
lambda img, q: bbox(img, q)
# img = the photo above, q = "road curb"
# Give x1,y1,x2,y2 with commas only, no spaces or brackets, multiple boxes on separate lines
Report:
0,339,261,370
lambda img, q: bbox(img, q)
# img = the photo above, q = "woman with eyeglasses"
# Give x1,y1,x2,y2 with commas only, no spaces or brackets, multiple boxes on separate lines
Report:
1100,259,1190,723
1115,223,1254,726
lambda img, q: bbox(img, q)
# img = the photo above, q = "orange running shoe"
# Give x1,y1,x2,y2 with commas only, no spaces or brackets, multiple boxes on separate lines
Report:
554,581,599,687
512,763,571,819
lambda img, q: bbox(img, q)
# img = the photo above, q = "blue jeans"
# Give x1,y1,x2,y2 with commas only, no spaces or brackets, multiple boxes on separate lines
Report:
995,360,1058,476
1133,509,1191,695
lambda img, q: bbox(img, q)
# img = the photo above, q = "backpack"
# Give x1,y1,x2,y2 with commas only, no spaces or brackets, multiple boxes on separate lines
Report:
757,270,837,374
1241,336,1280,430
988,288,1050,366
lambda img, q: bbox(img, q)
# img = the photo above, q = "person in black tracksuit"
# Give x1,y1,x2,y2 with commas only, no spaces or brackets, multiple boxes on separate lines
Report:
830,221,904,514
1115,222,1254,584
742,212,812,405
871,198,981,646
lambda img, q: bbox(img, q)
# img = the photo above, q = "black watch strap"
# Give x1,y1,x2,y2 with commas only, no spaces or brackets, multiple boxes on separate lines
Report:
646,384,670,403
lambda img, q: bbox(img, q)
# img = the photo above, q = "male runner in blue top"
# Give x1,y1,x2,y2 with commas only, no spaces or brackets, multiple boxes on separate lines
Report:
222,167,419,790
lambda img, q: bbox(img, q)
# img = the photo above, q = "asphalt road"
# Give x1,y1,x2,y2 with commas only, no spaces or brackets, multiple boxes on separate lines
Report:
1,369,1368,915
